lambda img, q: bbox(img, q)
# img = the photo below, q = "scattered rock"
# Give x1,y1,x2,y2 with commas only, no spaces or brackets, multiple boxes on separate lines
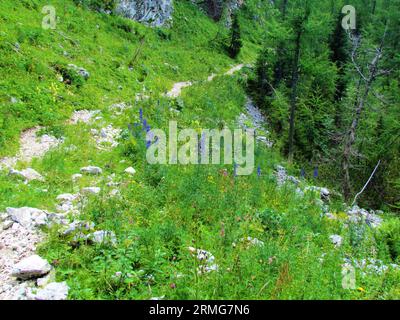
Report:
91,125,121,150
80,166,102,175
9,168,44,183
12,255,51,280
69,110,101,124
109,102,131,115
346,206,383,228
233,236,264,248
7,207,47,228
81,187,101,195
56,193,79,203
329,235,343,247
274,165,300,187
71,173,83,181
305,186,330,201
61,220,95,236
33,281,69,300
67,64,90,79
89,230,117,245
124,167,136,175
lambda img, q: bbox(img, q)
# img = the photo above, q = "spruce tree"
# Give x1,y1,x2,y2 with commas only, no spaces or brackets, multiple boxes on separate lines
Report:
228,13,242,59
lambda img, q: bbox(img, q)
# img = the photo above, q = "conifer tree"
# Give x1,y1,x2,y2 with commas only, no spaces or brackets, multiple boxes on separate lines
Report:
228,13,242,59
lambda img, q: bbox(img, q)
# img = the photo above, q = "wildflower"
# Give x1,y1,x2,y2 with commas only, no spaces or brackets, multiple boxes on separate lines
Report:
300,168,305,178
139,108,143,121
257,165,261,177
313,167,318,178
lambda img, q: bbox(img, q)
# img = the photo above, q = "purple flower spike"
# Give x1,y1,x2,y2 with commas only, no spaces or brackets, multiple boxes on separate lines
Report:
313,167,318,178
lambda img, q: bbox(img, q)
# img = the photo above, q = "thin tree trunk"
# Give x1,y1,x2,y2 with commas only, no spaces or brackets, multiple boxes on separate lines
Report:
288,28,302,163
342,28,386,199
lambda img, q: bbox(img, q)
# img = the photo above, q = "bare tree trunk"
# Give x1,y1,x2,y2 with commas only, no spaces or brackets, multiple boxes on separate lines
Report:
342,28,387,199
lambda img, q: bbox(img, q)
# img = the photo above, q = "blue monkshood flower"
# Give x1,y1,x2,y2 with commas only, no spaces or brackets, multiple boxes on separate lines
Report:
146,124,151,133
139,108,143,121
314,167,318,178
146,140,151,149
300,168,305,178
142,119,147,131
257,166,261,177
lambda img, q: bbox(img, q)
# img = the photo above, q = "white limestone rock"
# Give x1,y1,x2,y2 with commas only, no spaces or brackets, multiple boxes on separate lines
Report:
34,282,69,300
9,168,44,183
80,166,102,175
12,255,51,280
7,207,48,228
124,167,136,175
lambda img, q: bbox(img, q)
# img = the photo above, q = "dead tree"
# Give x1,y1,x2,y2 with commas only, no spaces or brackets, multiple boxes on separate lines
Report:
342,26,388,199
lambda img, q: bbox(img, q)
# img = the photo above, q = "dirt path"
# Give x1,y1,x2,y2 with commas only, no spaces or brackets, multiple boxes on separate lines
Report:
165,64,246,98
0,128,62,170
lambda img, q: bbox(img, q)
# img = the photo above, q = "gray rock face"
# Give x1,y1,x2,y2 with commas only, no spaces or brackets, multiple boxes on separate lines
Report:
116,0,173,26
12,255,51,280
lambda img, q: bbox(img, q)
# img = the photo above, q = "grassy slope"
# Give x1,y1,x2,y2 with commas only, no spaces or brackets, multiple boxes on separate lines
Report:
0,0,399,299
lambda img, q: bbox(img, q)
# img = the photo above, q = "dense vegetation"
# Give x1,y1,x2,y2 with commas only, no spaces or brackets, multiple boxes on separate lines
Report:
248,0,400,210
0,0,399,300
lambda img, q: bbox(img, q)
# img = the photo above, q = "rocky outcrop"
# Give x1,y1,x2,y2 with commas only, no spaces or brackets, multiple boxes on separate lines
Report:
116,0,173,27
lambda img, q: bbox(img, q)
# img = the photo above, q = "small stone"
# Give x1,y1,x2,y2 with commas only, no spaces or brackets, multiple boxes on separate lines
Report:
71,173,82,181
124,167,136,175
12,255,51,280
80,166,102,175
89,230,117,245
56,193,79,203
329,234,343,247
81,187,101,195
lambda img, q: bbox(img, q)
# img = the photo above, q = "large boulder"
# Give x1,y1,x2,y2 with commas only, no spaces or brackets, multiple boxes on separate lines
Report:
116,0,173,27
12,255,51,280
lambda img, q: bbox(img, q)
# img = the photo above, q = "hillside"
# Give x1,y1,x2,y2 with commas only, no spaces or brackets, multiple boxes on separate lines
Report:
0,0,399,300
